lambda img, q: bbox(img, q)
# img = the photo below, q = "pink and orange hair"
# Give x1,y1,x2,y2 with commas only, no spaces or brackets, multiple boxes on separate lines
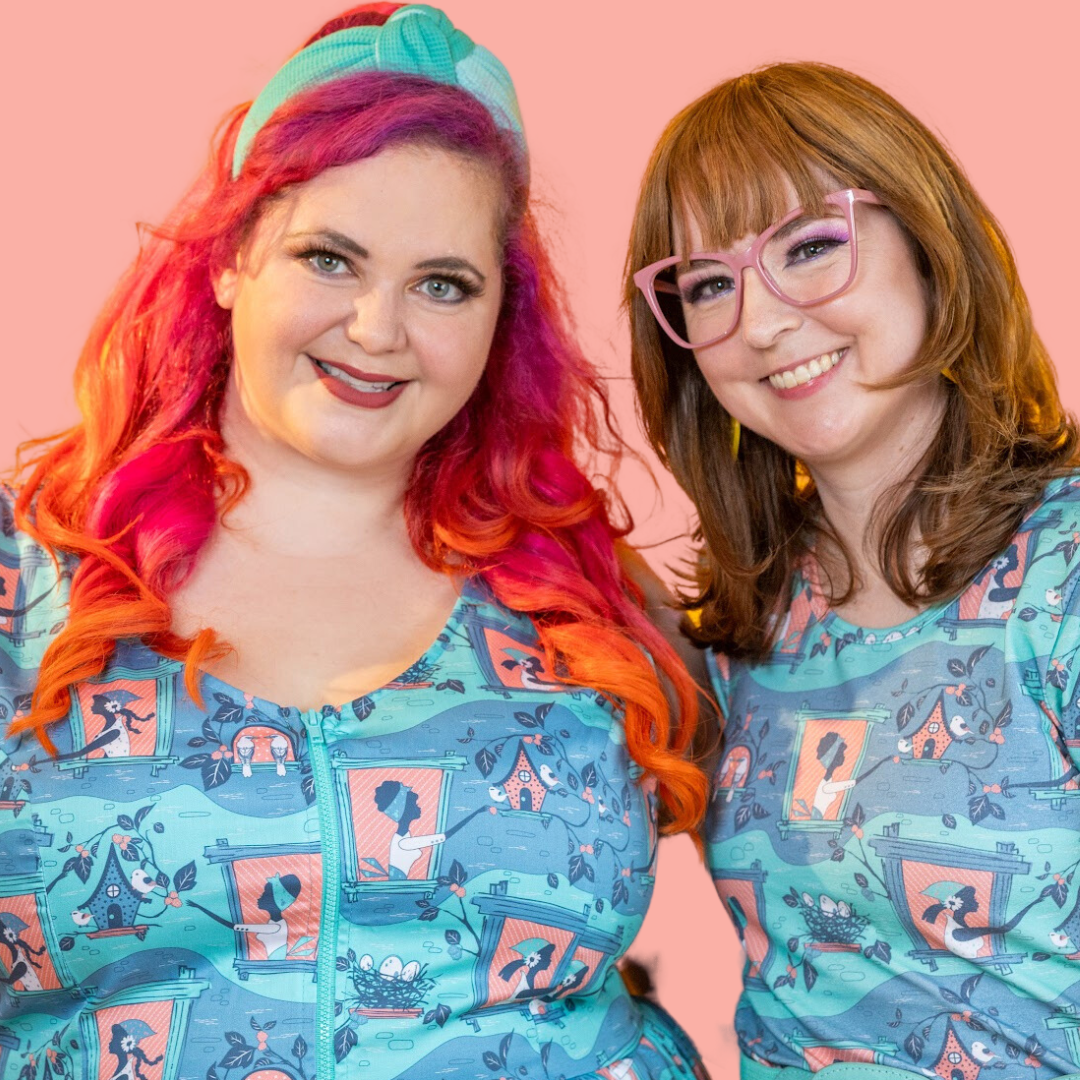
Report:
12,7,706,832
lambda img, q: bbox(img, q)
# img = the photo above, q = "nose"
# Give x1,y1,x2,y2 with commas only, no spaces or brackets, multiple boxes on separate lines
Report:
736,266,801,349
345,285,407,354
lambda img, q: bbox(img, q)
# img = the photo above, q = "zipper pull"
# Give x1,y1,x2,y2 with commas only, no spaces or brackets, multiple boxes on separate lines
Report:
301,709,327,746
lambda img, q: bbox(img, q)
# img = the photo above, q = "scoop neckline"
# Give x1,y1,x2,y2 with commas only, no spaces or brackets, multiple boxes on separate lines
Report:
169,575,485,720
798,556,946,641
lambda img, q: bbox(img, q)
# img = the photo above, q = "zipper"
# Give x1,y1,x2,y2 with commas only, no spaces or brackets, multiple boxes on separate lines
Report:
303,709,341,1080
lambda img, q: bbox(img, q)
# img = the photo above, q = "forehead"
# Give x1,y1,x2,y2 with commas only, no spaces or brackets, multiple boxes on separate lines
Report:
669,160,836,255
254,145,505,259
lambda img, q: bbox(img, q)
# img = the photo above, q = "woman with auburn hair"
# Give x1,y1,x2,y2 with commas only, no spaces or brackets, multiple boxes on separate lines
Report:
0,6,707,1079
627,62,1080,1077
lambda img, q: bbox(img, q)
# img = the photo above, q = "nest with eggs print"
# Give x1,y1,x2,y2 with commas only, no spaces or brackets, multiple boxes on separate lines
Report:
348,953,436,1012
794,891,869,949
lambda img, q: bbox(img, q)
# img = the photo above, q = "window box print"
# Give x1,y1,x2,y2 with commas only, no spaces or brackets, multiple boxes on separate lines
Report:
790,1037,897,1071
202,841,321,980
937,510,1056,639
0,872,76,994
465,614,563,696
78,966,209,1080
331,755,466,902
0,541,57,649
870,825,1035,973
779,709,888,838
58,659,179,775
470,881,622,1017
763,577,829,672
713,861,774,991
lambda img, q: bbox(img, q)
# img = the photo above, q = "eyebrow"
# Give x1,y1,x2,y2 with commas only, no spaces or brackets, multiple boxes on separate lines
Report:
288,229,369,259
288,232,486,283
415,256,487,284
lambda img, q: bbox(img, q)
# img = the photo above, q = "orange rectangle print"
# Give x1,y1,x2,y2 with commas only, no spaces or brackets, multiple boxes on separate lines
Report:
93,999,174,1080
0,892,62,991
789,718,864,822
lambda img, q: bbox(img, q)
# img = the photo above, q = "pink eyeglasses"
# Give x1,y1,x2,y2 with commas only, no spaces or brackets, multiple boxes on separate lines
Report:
633,188,883,350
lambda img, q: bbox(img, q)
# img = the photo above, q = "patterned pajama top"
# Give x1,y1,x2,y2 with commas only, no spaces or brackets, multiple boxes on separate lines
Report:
0,486,702,1080
706,474,1080,1078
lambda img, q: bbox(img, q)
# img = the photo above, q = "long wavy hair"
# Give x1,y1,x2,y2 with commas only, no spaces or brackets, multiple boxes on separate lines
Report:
626,62,1078,660
12,6,706,831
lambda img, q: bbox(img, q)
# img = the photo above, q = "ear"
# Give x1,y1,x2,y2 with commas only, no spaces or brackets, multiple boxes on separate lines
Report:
212,259,240,310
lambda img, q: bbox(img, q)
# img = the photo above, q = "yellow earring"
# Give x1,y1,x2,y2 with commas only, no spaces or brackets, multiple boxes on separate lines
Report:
941,367,958,384
730,419,741,459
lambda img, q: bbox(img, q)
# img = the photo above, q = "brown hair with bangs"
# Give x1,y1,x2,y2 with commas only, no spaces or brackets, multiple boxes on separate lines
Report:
625,62,1078,660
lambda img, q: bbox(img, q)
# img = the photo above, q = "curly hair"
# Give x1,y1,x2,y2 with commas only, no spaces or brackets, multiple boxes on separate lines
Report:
12,5,706,832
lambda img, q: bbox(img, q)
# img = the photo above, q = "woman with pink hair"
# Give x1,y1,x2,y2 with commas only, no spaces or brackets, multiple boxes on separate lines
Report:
0,6,706,1079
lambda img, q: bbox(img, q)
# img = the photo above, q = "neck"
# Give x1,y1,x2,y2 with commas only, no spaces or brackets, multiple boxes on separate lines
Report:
809,387,947,594
219,413,412,560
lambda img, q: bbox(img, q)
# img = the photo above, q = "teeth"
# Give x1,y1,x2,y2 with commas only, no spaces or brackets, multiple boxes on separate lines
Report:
769,349,844,390
317,360,398,392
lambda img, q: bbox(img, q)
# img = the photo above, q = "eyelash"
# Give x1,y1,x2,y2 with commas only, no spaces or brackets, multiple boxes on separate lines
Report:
290,246,483,302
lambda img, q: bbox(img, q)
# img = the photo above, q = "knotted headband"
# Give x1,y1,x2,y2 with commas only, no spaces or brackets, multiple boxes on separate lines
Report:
232,3,525,177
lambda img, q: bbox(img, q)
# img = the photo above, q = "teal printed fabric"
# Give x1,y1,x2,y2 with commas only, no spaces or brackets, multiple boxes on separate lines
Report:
705,474,1080,1078
0,486,704,1080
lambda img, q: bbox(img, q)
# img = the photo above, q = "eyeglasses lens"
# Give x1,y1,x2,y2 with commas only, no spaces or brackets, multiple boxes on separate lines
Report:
663,211,854,346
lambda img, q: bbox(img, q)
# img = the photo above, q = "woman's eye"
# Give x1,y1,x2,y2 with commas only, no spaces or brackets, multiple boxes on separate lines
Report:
680,275,734,304
418,277,472,303
788,237,845,263
302,250,349,275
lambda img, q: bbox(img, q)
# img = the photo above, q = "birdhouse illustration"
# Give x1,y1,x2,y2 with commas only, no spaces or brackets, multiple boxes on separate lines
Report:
938,512,1057,639
59,653,180,776
470,880,623,1019
869,824,1033,973
713,862,774,990
330,754,466,904
931,1018,982,1080
494,741,550,812
79,965,209,1080
82,845,153,938
898,692,968,762
780,709,888,838
464,611,562,696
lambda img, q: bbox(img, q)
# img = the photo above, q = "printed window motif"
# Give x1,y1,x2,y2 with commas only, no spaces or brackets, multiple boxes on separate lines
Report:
331,754,466,901
779,709,888,838
59,655,179,776
790,1037,897,1071
869,824,1032,973
1022,668,1080,808
465,614,562,697
0,1029,18,1077
469,880,623,1022
937,513,1055,639
1045,1006,1080,1069
714,861,774,991
0,541,56,648
78,965,209,1080
715,745,753,802
764,580,830,671
0,867,77,994
202,841,321,981
231,724,297,778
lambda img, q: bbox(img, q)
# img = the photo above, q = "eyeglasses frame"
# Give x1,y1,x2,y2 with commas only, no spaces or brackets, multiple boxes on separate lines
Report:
633,188,883,351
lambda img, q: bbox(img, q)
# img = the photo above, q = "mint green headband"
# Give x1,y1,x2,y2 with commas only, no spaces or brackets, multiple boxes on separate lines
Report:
232,4,525,178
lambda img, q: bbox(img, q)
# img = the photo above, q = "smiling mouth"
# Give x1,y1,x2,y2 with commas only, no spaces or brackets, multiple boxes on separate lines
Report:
312,358,406,393
767,349,846,390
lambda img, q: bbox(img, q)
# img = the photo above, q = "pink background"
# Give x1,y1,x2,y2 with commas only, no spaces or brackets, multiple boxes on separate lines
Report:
2,2,1074,1073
